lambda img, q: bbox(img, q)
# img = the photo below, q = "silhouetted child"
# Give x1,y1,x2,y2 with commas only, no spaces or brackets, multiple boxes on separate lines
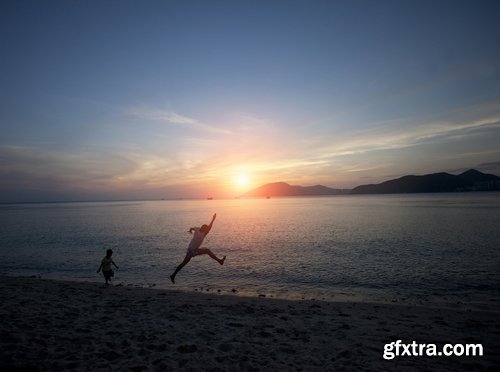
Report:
97,249,119,285
170,213,226,283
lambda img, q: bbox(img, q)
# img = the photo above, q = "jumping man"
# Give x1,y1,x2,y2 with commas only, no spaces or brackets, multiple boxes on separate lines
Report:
170,213,226,283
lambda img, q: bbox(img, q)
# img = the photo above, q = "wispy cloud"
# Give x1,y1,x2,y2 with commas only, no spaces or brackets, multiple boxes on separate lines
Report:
0,145,138,189
128,106,231,134
160,111,200,126
311,111,500,160
239,101,500,186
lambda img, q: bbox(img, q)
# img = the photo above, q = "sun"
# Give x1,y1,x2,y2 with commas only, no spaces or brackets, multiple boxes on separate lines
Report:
235,174,250,188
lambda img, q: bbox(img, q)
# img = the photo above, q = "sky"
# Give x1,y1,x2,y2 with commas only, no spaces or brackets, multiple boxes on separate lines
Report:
1,0,500,202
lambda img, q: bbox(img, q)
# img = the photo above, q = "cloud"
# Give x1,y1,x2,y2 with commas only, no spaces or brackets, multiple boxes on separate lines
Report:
231,113,278,133
128,106,231,134
240,100,500,187
310,111,500,161
476,161,500,174
0,145,137,190
0,143,214,201
158,111,200,126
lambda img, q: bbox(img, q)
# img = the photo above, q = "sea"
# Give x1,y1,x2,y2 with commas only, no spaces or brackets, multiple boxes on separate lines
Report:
1,193,499,306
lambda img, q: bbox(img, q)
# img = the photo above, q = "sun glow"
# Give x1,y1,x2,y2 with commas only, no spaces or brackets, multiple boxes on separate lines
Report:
235,174,250,188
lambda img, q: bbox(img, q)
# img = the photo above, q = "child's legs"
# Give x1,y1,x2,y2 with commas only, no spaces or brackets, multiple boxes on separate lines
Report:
103,270,112,283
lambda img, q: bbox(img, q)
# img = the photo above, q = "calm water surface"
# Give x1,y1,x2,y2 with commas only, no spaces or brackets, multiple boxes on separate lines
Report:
1,193,499,305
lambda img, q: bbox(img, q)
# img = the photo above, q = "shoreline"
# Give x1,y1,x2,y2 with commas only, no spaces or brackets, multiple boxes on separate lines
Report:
1,275,499,371
2,271,498,313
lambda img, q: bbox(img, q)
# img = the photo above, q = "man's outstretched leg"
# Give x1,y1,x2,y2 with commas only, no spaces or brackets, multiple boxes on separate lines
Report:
170,255,191,284
196,248,226,265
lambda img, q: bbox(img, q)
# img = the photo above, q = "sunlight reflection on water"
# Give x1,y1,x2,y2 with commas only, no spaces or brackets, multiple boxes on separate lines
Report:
1,193,500,304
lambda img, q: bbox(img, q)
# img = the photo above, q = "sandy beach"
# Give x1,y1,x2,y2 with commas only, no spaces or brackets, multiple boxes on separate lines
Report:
1,276,498,371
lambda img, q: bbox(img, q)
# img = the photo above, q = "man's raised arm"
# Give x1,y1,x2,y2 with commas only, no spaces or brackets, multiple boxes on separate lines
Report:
205,213,217,234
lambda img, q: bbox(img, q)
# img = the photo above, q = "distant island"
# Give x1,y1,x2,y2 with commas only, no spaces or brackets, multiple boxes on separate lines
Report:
242,182,350,198
351,169,500,194
242,169,500,197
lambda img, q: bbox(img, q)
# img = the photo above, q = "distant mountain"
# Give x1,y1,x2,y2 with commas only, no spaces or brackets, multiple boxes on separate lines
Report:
241,169,500,198
351,169,500,194
242,182,349,198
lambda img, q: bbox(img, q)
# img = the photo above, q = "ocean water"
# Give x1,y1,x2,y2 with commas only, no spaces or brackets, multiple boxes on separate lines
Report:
1,193,499,305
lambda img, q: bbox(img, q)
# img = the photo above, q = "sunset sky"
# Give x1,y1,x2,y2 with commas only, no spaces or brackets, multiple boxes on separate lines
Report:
1,0,500,202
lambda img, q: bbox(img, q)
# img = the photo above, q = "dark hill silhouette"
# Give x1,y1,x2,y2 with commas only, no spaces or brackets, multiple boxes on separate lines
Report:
242,182,349,198
351,169,500,194
458,169,498,184
242,169,500,198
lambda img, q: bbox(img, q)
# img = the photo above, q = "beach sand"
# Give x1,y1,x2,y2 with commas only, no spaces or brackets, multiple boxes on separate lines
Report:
1,276,498,371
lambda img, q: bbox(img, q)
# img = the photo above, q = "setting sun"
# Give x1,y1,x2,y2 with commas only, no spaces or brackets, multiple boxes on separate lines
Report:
235,174,250,188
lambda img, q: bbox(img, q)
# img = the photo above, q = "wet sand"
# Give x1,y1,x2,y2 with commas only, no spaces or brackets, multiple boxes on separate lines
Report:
1,276,499,371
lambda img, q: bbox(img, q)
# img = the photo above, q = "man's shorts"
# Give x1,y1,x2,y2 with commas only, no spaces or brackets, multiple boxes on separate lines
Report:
186,245,201,258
